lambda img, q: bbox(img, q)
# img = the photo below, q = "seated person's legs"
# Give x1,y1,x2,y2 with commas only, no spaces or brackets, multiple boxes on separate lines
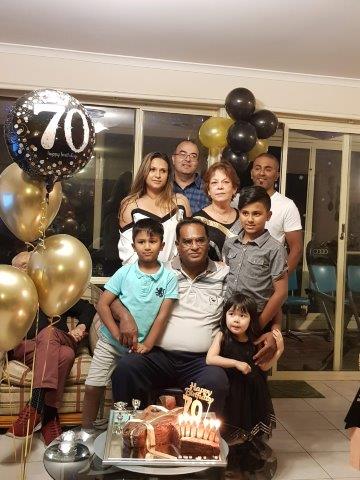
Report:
8,327,76,442
41,340,75,444
176,351,229,416
82,337,121,429
111,347,174,407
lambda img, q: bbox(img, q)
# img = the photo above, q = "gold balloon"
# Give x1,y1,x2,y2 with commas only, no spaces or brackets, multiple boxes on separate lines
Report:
28,234,92,317
248,139,269,162
199,117,233,150
28,234,92,318
0,265,38,351
0,163,62,242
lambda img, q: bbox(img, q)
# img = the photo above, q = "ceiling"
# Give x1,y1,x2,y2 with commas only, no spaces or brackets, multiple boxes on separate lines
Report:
1,0,360,79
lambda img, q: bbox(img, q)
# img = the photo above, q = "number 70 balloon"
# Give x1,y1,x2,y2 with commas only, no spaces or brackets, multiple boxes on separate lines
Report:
4,89,95,191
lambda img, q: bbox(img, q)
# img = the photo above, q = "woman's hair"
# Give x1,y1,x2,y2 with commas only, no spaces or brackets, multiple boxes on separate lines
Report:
220,293,261,347
203,161,240,198
120,152,176,219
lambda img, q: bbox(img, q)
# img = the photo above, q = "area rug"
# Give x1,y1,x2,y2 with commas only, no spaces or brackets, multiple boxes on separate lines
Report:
268,380,324,398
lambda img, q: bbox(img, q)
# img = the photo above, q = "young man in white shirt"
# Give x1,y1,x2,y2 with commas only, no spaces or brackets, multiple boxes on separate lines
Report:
250,153,303,274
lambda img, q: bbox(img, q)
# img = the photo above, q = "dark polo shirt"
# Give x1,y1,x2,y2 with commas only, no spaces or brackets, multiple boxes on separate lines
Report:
223,229,287,311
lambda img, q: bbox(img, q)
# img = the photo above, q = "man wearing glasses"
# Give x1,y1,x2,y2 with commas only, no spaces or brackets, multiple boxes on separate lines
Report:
172,140,209,213
111,218,276,415
111,219,229,415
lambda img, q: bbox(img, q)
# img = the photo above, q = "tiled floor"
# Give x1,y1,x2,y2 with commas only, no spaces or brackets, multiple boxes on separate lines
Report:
269,380,359,480
0,380,358,479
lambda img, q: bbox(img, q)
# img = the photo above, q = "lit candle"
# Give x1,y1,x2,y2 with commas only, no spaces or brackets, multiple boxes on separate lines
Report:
203,418,210,440
190,417,197,437
184,418,191,437
195,418,200,438
208,419,216,442
181,413,186,436
208,419,221,442
197,419,204,439
178,414,185,437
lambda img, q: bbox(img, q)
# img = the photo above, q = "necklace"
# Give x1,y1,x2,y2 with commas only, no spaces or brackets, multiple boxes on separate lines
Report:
209,205,235,225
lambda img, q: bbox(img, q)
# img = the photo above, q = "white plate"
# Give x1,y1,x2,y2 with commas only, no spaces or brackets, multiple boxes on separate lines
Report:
93,431,228,476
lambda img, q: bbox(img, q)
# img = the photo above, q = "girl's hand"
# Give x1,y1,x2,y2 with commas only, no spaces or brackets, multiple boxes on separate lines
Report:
235,361,251,374
135,343,150,354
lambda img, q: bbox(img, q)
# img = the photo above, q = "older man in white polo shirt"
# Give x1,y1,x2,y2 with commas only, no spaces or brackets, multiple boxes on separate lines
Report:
251,153,303,273
111,218,230,415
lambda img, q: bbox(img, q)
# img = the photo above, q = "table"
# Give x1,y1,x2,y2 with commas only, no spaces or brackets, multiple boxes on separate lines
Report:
43,427,277,480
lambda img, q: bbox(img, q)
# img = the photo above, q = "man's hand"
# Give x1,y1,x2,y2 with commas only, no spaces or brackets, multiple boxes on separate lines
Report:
235,361,251,374
118,313,138,349
134,343,150,354
69,324,87,343
253,331,277,365
272,329,284,354
110,300,138,349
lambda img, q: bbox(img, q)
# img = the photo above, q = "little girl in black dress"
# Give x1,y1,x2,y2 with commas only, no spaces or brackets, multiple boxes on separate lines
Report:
206,293,284,441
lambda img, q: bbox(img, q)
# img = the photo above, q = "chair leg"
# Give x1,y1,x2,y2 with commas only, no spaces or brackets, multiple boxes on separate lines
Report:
320,299,335,335
348,292,360,331
283,311,303,342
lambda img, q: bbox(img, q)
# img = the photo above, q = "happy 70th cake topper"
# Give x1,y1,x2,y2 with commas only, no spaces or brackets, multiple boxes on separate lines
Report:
183,382,214,420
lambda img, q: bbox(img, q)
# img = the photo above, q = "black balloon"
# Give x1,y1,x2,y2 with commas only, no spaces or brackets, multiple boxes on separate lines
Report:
4,89,95,190
225,88,256,121
221,147,249,184
250,109,278,139
222,147,249,174
227,121,257,154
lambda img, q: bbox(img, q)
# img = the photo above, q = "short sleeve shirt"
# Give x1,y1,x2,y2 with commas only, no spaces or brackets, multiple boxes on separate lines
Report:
267,191,302,244
100,261,178,351
157,257,229,353
223,229,287,311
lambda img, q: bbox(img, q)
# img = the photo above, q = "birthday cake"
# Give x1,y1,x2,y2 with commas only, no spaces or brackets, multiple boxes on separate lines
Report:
122,404,221,460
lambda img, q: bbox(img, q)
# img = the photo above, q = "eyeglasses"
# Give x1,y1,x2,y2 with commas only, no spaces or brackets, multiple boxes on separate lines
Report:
174,152,199,161
180,238,208,247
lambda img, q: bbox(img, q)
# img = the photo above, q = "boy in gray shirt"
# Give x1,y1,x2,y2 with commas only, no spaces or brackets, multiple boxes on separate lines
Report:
223,186,288,331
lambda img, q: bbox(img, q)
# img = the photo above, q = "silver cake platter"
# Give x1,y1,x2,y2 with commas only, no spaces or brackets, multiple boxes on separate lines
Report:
101,409,228,468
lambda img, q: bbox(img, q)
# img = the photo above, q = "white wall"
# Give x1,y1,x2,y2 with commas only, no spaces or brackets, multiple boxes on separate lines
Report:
1,44,360,119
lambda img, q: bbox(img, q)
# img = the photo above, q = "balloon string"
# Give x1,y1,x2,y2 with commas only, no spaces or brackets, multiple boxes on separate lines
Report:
3,352,21,465
49,316,61,327
38,193,49,249
16,316,57,479
21,308,40,479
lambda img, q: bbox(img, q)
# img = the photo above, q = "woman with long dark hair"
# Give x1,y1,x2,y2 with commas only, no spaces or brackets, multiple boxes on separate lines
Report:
118,152,191,264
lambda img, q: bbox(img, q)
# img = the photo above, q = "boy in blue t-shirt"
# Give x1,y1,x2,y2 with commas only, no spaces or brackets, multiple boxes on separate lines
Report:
82,218,178,429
